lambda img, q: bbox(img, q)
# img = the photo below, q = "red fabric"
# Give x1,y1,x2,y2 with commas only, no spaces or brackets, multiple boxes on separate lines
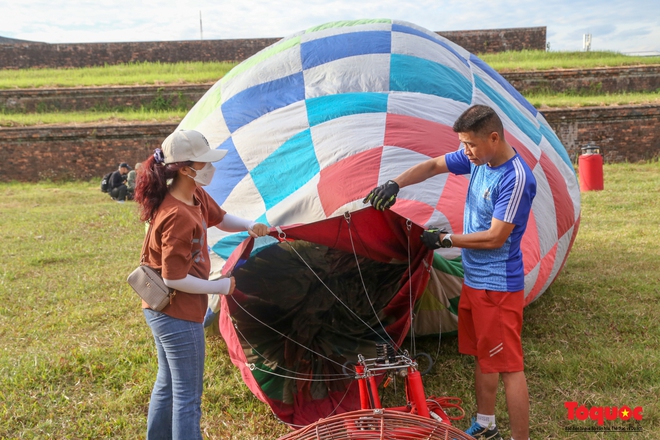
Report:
507,130,539,170
318,148,383,216
521,208,541,277
458,284,525,374
384,114,460,157
540,152,575,240
435,173,468,234
218,208,433,426
526,242,558,304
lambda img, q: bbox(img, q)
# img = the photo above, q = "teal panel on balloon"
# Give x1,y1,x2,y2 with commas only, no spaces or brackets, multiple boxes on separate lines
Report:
390,54,472,104
250,129,320,210
306,92,389,127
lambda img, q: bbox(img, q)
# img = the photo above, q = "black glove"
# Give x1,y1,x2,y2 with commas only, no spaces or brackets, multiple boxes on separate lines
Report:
420,228,449,250
363,180,400,211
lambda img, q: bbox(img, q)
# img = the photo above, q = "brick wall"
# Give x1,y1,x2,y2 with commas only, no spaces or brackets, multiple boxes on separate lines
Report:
1,104,657,182
0,124,176,182
502,65,660,94
542,105,660,163
438,27,546,54
0,27,546,70
0,84,211,112
0,38,281,70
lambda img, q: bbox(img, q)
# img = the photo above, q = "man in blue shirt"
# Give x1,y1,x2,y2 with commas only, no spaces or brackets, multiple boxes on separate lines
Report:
364,105,536,440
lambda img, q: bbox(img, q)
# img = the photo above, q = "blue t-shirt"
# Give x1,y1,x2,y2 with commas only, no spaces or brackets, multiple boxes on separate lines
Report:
445,149,536,292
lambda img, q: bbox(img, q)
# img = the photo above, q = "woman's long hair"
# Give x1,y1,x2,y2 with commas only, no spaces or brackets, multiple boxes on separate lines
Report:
134,151,191,222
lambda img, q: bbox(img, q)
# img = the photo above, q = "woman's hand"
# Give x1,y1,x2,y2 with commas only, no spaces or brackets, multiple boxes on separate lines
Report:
247,223,269,237
227,276,236,295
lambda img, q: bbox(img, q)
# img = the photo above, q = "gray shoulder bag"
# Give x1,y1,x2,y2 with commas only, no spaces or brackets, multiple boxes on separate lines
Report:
127,221,174,311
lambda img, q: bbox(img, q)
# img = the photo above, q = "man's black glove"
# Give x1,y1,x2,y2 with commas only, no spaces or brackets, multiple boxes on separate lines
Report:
420,228,449,250
363,180,400,211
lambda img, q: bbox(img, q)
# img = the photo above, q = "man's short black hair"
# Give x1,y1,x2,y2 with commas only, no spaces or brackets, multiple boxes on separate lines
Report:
452,105,504,138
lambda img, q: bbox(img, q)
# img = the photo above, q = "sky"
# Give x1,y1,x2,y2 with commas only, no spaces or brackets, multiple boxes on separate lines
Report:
1,0,659,54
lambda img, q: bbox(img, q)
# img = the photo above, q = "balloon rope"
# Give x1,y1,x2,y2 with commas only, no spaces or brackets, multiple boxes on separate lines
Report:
406,219,416,357
226,296,350,373
344,212,402,353
280,237,393,346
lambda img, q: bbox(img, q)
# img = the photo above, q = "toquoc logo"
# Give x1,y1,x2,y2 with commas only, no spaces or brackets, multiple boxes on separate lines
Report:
565,402,643,426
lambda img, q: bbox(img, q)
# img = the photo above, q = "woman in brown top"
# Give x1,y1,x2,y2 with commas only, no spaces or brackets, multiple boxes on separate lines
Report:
134,129,268,440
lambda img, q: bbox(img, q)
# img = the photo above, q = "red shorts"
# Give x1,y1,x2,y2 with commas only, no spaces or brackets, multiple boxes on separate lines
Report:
458,284,524,374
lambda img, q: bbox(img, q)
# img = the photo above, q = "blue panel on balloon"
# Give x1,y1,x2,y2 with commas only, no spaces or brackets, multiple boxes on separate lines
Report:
390,54,472,104
205,138,247,205
470,55,537,117
392,23,469,67
301,31,392,70
250,129,320,210
306,92,389,127
222,73,305,132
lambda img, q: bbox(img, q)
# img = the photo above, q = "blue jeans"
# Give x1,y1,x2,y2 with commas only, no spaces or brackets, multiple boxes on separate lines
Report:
143,309,205,440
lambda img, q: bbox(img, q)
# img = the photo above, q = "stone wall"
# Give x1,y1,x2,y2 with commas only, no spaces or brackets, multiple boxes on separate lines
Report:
542,105,660,163
0,84,211,113
0,27,546,70
503,65,660,94
0,124,175,182
438,27,546,54
1,104,657,182
0,38,281,69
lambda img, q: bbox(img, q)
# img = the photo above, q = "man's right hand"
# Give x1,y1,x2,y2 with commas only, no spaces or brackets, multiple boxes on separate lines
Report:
363,180,400,211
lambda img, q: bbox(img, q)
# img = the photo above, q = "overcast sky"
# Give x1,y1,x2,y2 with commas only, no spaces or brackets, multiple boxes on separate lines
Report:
1,0,659,54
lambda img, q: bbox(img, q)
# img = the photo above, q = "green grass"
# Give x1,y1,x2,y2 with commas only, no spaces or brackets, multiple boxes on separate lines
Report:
1,162,659,439
0,109,186,127
0,61,237,89
480,50,660,72
528,90,660,108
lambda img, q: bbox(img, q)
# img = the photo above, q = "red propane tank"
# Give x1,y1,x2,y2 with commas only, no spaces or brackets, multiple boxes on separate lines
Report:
579,145,603,191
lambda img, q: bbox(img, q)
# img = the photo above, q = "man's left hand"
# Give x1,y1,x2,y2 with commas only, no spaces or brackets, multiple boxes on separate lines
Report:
420,228,449,249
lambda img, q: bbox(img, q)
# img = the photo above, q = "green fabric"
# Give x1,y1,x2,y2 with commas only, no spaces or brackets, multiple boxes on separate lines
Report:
305,19,392,34
432,253,464,278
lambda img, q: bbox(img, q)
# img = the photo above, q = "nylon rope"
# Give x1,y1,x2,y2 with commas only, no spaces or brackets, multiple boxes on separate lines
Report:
226,296,351,374
277,228,393,347
406,219,416,356
343,212,402,353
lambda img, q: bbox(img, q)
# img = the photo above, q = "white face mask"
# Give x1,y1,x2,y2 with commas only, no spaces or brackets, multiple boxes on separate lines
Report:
187,162,216,186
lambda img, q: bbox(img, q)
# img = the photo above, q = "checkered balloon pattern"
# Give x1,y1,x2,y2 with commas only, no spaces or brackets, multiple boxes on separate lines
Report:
178,18,580,315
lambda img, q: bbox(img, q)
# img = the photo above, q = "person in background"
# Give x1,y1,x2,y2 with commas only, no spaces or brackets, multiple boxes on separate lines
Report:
133,130,269,440
364,105,536,440
109,162,131,202
126,162,141,200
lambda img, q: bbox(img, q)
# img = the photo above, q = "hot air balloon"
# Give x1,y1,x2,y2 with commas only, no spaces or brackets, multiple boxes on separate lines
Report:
174,18,580,427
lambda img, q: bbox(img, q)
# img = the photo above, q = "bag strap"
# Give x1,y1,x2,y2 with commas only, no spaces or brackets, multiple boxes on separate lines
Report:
140,221,154,266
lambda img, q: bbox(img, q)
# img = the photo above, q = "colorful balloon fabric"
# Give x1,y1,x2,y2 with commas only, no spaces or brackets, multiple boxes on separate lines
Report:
177,19,581,425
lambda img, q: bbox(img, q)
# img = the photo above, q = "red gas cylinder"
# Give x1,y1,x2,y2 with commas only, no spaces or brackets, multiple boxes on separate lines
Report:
579,145,604,191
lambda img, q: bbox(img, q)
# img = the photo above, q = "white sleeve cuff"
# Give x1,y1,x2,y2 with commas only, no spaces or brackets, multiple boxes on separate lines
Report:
164,275,232,295
219,213,255,232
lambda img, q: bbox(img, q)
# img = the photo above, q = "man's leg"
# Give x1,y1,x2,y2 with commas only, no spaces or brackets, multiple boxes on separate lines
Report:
502,371,529,440
475,359,498,415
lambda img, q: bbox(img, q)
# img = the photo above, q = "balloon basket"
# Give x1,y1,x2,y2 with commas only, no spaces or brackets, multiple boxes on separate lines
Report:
278,345,472,439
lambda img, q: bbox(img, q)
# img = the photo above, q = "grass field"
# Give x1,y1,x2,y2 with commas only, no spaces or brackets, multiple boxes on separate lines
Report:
0,61,234,89
0,51,658,127
479,50,660,72
1,162,658,439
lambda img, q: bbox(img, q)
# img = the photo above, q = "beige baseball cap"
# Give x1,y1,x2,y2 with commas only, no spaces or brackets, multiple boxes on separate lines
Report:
162,130,228,164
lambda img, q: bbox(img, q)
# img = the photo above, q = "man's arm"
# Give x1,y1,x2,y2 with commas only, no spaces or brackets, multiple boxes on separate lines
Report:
392,156,449,189
445,218,515,250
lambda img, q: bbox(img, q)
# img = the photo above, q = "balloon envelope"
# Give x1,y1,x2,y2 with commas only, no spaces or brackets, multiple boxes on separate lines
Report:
177,18,580,425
